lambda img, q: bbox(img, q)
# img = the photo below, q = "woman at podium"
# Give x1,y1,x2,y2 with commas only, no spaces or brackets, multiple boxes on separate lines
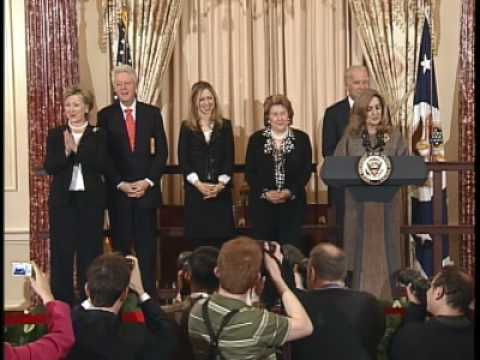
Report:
245,95,312,247
334,89,407,299
178,81,235,248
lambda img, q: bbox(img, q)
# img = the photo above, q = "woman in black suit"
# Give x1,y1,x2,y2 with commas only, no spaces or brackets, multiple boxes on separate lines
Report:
178,81,235,248
245,95,312,248
44,86,110,305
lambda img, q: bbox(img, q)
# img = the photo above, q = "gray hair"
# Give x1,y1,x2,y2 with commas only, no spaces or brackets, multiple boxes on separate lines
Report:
111,64,138,86
344,65,369,84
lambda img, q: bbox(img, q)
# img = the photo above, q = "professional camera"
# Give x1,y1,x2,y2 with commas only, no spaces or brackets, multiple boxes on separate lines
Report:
394,268,430,305
177,251,192,273
282,244,307,286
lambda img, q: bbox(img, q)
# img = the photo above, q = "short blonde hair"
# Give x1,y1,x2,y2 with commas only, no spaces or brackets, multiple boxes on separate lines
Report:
111,64,138,86
63,85,94,113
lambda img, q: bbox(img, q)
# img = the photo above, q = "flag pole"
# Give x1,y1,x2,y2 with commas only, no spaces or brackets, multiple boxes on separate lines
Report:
121,1,129,65
427,1,434,162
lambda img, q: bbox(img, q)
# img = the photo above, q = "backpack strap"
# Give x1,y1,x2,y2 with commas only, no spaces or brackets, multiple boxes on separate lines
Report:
202,298,241,360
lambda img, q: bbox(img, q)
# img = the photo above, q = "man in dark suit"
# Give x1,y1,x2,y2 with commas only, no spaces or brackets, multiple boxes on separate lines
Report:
98,65,168,295
68,254,176,360
321,65,369,249
291,243,385,360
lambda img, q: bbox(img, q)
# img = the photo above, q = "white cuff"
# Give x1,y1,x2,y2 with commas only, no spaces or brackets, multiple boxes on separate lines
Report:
81,299,93,309
144,178,154,187
116,181,125,190
187,172,199,185
218,174,231,185
139,292,151,303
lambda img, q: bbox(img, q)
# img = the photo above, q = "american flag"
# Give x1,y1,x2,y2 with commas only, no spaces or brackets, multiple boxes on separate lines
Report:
410,17,450,277
116,5,132,67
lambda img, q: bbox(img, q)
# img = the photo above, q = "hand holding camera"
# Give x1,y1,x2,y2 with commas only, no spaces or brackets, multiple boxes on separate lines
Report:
29,262,54,305
263,241,285,287
126,255,146,297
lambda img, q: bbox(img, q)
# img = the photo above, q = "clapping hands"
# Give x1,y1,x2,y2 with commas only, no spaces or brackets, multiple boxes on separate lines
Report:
63,130,78,156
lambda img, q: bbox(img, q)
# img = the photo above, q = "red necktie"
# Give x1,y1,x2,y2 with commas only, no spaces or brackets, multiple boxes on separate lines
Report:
125,109,135,151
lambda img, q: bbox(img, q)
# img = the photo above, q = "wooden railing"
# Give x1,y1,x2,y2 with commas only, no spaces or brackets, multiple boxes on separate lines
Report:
36,161,474,278
400,162,475,274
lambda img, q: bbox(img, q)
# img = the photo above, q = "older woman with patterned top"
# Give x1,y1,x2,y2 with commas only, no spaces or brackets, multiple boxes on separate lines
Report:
245,95,312,248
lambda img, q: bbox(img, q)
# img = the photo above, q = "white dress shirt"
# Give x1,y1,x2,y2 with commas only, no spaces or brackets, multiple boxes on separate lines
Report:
186,125,231,185
69,131,86,191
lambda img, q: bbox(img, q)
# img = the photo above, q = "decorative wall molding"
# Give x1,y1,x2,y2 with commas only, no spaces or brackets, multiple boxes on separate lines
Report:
4,0,19,192
4,230,30,242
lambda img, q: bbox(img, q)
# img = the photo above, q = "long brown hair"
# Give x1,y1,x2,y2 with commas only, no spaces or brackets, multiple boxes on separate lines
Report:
345,89,392,136
185,81,223,131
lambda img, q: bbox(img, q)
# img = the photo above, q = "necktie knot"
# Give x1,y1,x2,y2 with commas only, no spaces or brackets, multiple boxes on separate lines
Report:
125,108,133,115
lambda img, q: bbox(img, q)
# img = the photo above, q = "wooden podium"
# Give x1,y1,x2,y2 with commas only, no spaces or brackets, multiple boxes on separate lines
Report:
320,156,427,298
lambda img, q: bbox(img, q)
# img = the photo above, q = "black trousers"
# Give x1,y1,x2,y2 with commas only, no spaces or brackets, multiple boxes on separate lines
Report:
49,193,104,305
189,236,234,249
249,197,306,250
109,200,157,295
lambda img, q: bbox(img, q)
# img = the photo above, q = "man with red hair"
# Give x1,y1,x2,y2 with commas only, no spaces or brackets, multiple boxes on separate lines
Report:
188,236,313,359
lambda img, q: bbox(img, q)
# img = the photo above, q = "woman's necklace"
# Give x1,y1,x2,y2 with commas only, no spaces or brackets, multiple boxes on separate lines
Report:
199,119,213,132
361,129,385,154
68,121,88,133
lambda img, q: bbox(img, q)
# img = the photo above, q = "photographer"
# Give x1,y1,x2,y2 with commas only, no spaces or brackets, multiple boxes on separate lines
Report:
188,236,313,359
68,254,176,360
290,243,385,360
4,262,75,360
389,266,474,360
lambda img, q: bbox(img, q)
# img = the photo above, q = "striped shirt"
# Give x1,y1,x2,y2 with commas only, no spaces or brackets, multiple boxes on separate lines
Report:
188,293,290,360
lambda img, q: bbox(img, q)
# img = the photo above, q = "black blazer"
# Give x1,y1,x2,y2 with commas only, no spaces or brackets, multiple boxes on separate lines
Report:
68,299,177,360
178,119,234,188
44,125,110,208
97,101,168,208
292,288,386,360
322,97,350,157
245,128,312,200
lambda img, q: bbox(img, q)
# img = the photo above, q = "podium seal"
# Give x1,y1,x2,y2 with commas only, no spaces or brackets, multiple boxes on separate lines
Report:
357,153,392,185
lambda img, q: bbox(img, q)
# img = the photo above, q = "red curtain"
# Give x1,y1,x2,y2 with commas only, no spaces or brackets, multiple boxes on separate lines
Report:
26,0,79,273
458,0,475,276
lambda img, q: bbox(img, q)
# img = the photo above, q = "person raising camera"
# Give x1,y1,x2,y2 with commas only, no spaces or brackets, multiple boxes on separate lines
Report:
188,236,313,359
4,262,75,360
68,254,176,360
389,266,474,360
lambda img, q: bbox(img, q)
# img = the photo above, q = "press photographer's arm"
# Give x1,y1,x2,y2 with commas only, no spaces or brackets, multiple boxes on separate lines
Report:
3,262,75,360
263,242,313,341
